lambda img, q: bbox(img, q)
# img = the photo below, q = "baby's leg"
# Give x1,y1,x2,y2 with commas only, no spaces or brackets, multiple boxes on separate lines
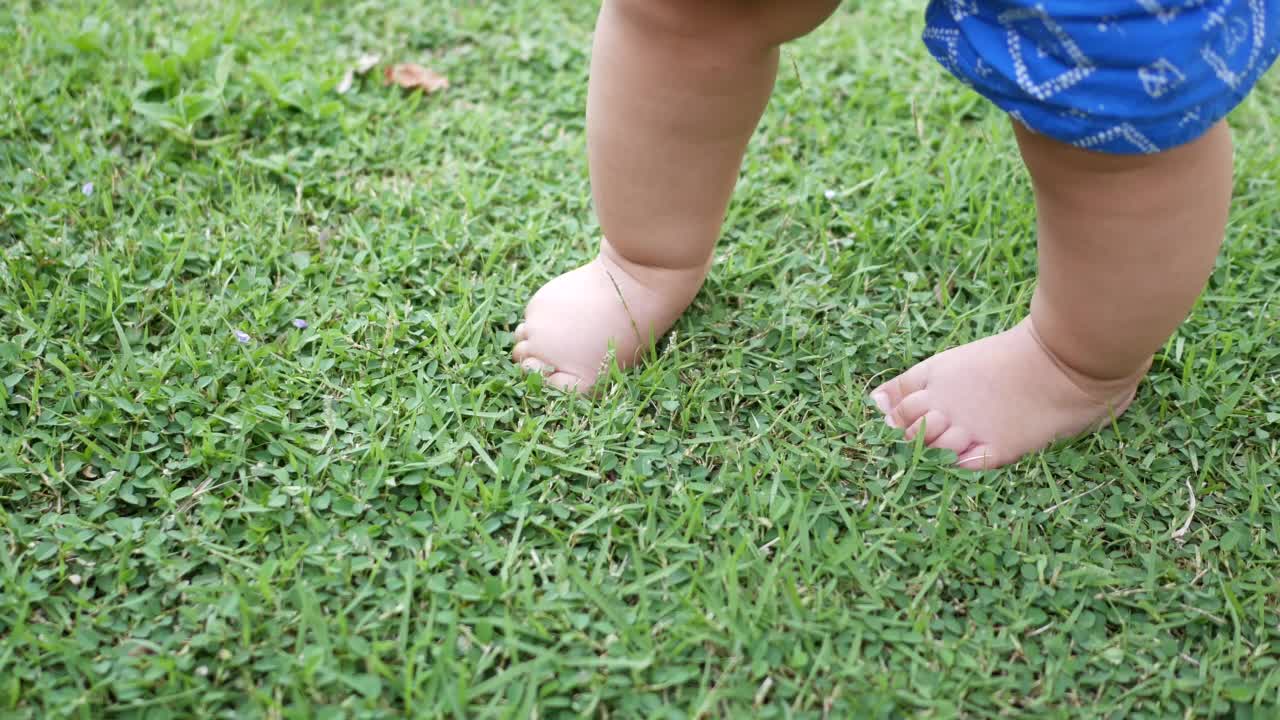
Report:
513,0,838,391
873,123,1232,468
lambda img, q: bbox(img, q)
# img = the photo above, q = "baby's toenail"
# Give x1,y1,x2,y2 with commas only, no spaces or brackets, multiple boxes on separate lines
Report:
521,359,550,374
871,392,890,414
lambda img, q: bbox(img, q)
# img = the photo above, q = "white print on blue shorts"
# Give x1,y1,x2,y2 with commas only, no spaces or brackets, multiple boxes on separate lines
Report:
923,0,1280,154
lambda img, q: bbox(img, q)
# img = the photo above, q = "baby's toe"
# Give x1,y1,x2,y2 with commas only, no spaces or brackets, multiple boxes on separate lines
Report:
930,426,974,456
512,340,533,362
955,444,998,471
871,363,929,416
546,371,587,393
905,409,951,444
889,389,931,430
520,357,553,375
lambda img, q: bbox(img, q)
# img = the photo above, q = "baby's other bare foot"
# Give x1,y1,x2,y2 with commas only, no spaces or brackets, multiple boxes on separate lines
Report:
512,239,709,392
870,319,1148,469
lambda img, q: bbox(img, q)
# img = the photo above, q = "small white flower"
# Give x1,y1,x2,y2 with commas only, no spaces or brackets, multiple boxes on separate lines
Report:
69,574,82,585
824,189,837,200
233,330,251,343
82,182,94,196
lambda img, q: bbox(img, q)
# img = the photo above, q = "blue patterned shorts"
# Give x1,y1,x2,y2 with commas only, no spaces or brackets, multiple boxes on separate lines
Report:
923,0,1280,154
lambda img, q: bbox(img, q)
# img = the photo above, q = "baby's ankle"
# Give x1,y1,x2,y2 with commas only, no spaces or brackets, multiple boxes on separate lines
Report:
1024,319,1151,400
598,238,713,297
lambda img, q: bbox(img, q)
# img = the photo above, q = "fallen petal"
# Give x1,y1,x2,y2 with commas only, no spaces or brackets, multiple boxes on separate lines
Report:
355,53,381,74
336,68,355,95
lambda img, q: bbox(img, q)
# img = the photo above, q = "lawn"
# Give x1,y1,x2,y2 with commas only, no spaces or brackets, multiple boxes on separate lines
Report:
2,0,1280,717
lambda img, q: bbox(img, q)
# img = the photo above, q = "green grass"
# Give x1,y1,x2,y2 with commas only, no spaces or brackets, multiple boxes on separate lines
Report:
3,0,1280,717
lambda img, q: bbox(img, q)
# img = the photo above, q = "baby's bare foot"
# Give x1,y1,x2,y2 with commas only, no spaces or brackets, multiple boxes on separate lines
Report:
512,239,709,392
870,319,1148,469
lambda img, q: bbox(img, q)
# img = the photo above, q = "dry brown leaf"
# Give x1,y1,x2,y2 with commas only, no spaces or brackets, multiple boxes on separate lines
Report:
384,62,449,94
